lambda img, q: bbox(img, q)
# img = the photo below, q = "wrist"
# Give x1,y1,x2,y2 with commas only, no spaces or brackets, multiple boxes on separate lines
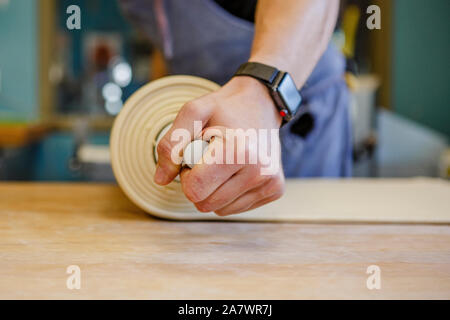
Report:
232,61,303,124
227,76,283,127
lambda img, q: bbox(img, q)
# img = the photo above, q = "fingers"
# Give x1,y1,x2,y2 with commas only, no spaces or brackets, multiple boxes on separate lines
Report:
180,127,284,214
193,167,268,212
154,97,214,185
179,151,242,203
214,175,285,216
243,193,284,213
180,127,257,203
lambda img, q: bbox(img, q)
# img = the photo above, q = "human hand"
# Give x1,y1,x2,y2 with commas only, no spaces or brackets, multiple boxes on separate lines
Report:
154,76,285,216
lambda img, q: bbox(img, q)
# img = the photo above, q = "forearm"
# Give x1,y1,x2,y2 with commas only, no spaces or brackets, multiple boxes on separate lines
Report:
250,0,340,87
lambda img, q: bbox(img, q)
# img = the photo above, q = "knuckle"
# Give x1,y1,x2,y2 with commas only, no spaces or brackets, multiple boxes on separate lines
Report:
261,176,285,198
271,184,285,201
272,176,286,194
184,187,201,203
157,139,172,159
183,173,205,202
183,101,196,112
249,171,269,187
183,101,202,118
258,187,271,199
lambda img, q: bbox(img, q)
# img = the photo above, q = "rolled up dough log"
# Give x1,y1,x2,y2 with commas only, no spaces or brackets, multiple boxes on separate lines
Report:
110,76,450,223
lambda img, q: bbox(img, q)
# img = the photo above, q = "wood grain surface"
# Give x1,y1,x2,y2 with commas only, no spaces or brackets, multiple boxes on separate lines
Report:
0,183,449,299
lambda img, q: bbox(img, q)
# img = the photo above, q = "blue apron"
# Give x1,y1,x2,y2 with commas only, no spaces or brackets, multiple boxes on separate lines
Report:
120,0,352,177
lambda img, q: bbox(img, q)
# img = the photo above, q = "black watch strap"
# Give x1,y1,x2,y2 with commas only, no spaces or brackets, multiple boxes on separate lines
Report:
234,62,302,123
235,62,280,85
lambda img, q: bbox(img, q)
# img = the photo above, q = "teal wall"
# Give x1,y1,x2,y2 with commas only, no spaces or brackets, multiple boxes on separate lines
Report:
393,0,450,139
0,0,38,121
33,132,111,181
1,132,111,181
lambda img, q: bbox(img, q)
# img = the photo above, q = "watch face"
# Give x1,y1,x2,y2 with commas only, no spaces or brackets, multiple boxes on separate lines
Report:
278,73,302,116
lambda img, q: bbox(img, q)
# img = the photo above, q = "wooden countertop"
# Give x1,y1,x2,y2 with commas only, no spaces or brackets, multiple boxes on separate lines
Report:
0,183,449,299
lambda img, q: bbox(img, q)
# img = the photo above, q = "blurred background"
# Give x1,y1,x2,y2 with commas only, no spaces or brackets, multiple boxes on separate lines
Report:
0,0,448,182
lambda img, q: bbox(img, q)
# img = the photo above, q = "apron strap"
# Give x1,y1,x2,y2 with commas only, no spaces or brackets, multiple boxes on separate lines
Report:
154,0,174,58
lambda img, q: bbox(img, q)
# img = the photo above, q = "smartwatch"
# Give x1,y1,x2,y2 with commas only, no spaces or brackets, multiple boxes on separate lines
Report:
233,62,302,122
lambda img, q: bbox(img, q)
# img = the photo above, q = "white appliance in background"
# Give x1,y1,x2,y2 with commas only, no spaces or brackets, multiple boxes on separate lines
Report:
349,74,380,177
348,74,448,178
377,110,448,178
77,144,110,164
439,150,450,179
75,144,114,182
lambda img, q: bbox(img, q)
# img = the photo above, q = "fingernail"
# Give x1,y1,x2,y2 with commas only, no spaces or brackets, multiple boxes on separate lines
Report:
154,165,166,185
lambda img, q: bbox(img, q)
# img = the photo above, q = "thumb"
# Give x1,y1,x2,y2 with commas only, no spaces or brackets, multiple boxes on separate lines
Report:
154,97,215,185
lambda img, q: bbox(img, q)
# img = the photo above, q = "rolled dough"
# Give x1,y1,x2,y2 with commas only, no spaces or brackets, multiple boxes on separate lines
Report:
110,76,450,223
